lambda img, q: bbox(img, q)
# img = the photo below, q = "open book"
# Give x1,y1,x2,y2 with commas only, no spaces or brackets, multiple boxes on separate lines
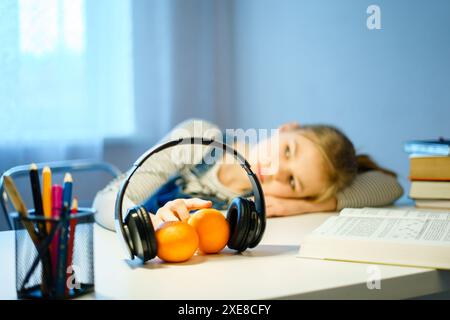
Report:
298,207,450,270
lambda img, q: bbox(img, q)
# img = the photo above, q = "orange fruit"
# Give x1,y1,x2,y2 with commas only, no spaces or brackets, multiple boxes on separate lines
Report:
155,221,199,263
188,208,230,254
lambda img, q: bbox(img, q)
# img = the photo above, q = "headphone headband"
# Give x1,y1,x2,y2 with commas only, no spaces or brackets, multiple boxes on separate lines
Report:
115,137,266,258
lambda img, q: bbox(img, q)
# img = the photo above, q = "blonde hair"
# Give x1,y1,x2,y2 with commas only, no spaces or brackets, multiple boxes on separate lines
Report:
295,125,396,202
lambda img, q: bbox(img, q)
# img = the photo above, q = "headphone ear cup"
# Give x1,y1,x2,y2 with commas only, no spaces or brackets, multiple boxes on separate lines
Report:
226,197,252,252
124,206,157,262
139,207,158,261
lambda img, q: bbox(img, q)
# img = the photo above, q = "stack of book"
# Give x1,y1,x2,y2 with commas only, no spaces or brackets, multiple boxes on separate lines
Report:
404,139,450,209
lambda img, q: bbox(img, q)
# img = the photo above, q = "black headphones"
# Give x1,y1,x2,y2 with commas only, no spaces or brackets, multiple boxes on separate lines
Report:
115,137,266,262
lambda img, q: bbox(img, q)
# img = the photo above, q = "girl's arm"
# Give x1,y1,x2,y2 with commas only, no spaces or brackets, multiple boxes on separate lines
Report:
265,195,337,217
93,118,222,231
266,170,404,217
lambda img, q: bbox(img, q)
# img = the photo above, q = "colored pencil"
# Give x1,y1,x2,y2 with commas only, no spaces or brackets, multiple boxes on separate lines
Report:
42,166,52,234
50,184,63,285
3,176,39,245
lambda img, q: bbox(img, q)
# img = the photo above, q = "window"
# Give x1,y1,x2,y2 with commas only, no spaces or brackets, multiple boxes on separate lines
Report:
0,0,134,143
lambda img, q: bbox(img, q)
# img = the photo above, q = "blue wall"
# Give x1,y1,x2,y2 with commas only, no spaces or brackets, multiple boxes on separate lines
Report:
232,0,450,202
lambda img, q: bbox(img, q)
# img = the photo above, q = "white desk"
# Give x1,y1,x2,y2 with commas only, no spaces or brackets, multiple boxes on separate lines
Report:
1,211,450,300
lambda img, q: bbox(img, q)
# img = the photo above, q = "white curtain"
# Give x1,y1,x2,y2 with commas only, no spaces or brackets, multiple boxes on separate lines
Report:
0,0,236,229
0,0,236,158
0,0,134,171
131,0,235,144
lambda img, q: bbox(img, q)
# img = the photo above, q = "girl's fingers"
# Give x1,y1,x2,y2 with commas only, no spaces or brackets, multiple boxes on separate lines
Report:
183,198,212,210
157,207,179,222
167,201,191,221
156,198,213,223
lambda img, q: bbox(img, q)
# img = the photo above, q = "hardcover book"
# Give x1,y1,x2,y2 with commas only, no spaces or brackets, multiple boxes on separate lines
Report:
298,208,450,270
404,139,450,156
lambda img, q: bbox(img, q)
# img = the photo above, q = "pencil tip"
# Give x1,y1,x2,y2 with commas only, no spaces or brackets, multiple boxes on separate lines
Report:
64,173,73,183
72,197,78,207
43,166,51,172
30,163,38,170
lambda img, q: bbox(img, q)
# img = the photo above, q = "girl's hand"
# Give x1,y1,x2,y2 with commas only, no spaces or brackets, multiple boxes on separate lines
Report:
265,195,337,217
150,198,212,228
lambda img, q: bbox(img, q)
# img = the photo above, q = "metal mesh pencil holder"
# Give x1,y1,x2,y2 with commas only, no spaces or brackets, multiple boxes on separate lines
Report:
11,208,95,299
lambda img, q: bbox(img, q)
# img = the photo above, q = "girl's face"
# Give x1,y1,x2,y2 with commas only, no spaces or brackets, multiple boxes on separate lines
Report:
248,131,329,199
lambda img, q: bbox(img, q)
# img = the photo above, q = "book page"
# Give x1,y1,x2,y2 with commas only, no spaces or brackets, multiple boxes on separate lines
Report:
340,207,450,220
311,215,450,245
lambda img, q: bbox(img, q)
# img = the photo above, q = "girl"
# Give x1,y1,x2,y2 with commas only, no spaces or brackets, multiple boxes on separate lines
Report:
93,119,403,230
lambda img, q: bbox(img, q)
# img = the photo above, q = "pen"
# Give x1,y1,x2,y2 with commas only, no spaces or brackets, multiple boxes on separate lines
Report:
56,173,73,297
42,166,52,234
29,163,53,297
29,164,46,237
3,176,39,245
65,197,78,296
